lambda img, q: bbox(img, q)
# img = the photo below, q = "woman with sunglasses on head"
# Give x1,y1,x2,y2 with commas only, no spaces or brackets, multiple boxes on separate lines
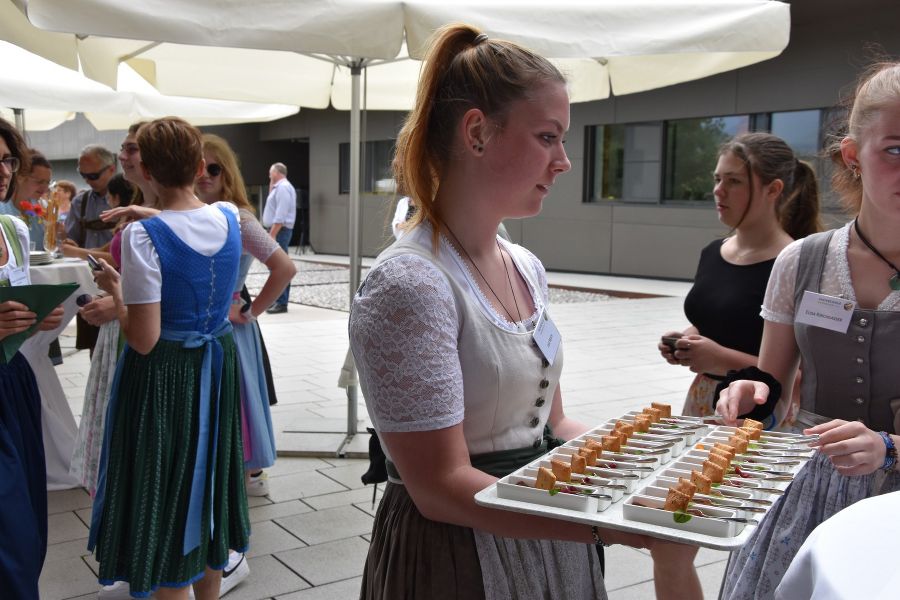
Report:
87,117,250,600
196,134,294,492
0,117,65,599
715,62,900,599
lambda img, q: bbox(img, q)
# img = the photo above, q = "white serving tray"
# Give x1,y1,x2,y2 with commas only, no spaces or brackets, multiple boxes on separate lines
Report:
474,414,813,550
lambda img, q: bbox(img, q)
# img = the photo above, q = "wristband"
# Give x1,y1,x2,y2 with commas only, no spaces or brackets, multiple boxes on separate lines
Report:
591,525,611,547
878,431,897,472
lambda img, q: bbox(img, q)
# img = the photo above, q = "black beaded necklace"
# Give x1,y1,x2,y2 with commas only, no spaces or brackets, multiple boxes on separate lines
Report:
854,218,900,291
443,223,524,324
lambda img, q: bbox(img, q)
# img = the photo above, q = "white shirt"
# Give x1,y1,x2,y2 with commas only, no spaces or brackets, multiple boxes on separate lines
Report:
121,202,239,304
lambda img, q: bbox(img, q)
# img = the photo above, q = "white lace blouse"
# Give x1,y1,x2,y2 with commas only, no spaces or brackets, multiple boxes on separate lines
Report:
762,222,900,324
350,225,551,436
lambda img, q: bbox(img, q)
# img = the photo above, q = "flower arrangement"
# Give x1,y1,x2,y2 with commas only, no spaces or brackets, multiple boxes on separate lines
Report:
17,199,46,226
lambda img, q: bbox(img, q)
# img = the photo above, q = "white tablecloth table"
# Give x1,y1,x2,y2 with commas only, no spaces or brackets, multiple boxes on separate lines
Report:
22,258,99,491
776,490,900,600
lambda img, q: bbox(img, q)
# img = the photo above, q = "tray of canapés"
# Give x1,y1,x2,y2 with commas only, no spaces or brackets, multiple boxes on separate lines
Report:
474,403,817,550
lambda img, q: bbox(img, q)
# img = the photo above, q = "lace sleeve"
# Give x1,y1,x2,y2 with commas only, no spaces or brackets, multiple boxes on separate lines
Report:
238,209,279,262
349,254,464,433
760,239,803,324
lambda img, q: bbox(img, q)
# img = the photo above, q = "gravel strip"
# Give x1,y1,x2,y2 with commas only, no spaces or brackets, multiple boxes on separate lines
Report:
245,259,613,312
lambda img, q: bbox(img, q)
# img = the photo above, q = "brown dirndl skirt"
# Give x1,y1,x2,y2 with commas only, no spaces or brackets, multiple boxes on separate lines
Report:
360,482,485,600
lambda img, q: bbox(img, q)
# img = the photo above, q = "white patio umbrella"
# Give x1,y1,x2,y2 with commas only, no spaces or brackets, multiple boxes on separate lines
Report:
0,40,300,131
17,0,791,453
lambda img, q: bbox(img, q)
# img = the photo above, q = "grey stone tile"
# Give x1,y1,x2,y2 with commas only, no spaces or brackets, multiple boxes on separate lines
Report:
317,461,369,490
248,495,273,508
219,554,311,600
276,537,370,587
276,505,373,546
46,488,93,515
602,545,655,591
302,486,381,511
246,520,307,558
265,470,348,503
266,456,333,477
45,537,92,564
38,555,101,600
276,576,362,600
353,500,381,518
74,507,92,528
249,499,314,523
47,512,89,545
607,558,727,599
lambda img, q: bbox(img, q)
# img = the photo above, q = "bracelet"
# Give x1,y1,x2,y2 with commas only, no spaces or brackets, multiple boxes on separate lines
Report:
878,431,897,472
591,525,611,547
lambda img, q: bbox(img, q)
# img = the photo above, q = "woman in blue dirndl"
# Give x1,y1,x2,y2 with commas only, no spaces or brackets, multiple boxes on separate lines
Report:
87,118,250,600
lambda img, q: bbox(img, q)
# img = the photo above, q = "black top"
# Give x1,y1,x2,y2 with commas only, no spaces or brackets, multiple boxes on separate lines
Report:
683,239,776,358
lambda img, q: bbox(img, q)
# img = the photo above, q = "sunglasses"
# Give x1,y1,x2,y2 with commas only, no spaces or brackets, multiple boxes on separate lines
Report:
206,163,223,177
80,166,111,181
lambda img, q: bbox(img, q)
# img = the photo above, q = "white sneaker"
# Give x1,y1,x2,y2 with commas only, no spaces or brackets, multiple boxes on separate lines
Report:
220,551,250,596
245,470,269,496
98,581,131,600
98,579,196,598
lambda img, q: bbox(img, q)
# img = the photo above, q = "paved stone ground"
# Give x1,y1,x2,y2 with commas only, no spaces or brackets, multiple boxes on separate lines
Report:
40,256,731,599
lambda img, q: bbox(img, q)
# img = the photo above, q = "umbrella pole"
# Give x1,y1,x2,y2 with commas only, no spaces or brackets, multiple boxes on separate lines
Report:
338,62,363,457
13,108,25,133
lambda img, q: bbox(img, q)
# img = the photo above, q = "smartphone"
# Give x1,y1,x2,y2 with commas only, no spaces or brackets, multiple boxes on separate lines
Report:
661,335,682,352
86,254,103,271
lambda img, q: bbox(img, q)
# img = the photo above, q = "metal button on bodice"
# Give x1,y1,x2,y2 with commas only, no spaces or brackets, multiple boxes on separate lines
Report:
535,397,546,407
530,416,540,428
858,318,869,327
856,376,864,384
539,379,550,389
857,335,866,343
854,397,865,405
856,357,864,364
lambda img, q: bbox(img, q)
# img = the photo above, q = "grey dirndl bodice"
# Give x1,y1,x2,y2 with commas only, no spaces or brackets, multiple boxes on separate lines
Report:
794,230,900,434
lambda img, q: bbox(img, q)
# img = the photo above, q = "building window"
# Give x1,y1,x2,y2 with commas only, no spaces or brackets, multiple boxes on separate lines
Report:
770,109,822,158
339,139,396,194
584,122,662,203
585,124,625,201
663,115,750,201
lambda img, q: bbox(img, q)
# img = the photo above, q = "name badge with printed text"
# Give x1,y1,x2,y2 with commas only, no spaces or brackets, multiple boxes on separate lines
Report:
533,309,561,365
795,290,855,334
8,267,28,287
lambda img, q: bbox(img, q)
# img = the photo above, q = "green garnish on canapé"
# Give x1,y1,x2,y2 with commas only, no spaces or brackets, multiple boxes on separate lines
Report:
548,488,560,496
673,511,692,524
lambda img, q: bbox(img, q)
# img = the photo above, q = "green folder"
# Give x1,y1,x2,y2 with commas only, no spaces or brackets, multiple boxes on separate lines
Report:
0,283,80,364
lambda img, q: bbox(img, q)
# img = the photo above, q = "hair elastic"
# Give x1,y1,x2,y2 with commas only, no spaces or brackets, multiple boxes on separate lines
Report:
473,33,489,45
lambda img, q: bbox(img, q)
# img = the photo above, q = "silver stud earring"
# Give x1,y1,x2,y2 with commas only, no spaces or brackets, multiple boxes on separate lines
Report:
473,143,483,153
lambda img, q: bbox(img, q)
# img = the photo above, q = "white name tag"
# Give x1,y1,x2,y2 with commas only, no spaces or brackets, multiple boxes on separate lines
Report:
795,290,855,333
8,267,28,287
533,309,561,365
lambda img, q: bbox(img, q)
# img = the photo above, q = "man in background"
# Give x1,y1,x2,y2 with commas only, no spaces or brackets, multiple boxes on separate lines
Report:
262,162,296,314
65,144,117,249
